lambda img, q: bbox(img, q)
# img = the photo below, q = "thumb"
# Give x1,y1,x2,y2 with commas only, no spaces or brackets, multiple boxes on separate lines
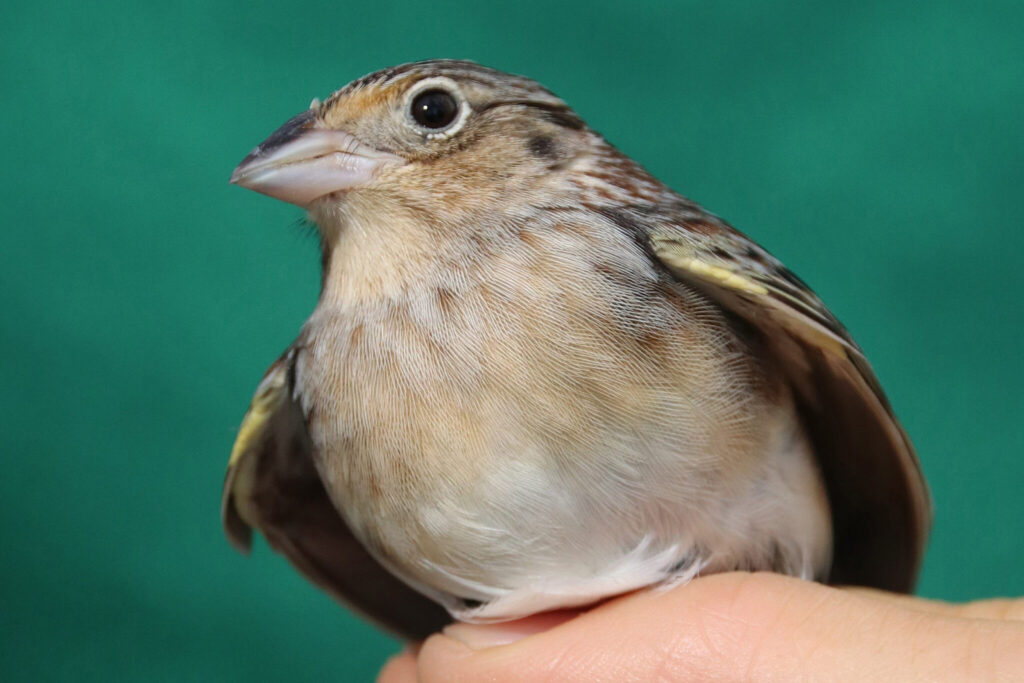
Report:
384,572,1024,682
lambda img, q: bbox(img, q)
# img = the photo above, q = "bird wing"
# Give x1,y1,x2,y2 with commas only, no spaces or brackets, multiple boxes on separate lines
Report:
617,207,931,592
221,347,451,640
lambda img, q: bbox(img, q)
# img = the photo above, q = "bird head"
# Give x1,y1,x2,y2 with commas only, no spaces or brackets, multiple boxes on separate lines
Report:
230,60,593,230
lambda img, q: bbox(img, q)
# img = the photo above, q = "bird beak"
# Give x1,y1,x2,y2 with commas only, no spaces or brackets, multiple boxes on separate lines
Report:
230,109,404,207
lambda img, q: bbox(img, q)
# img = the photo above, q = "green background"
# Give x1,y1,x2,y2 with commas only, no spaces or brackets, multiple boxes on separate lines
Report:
3,0,1022,679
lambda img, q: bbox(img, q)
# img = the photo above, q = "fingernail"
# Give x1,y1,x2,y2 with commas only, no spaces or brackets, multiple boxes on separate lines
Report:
443,611,577,649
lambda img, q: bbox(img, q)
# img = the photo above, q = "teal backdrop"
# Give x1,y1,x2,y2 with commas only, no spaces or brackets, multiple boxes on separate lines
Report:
3,1,1022,680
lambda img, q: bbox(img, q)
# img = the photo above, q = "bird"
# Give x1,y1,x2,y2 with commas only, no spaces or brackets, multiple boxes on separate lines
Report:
222,60,931,641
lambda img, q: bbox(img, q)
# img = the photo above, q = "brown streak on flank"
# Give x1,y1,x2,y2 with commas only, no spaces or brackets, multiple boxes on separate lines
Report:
349,322,364,346
635,329,667,354
655,280,687,304
593,261,639,289
517,228,542,247
476,281,498,307
367,475,383,500
435,288,455,315
547,220,602,246
549,221,591,243
467,231,491,256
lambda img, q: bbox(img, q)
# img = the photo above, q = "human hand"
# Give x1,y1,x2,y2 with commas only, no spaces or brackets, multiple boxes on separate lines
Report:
378,572,1024,682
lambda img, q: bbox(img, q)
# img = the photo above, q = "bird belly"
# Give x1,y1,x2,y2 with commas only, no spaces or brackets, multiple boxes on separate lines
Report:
298,233,831,621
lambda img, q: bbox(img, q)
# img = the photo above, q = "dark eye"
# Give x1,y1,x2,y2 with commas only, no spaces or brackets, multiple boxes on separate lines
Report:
410,89,459,129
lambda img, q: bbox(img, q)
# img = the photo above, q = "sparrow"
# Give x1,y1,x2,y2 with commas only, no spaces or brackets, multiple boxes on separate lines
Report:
222,60,931,640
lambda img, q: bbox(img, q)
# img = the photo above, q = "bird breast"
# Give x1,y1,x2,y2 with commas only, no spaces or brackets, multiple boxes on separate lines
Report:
294,212,831,618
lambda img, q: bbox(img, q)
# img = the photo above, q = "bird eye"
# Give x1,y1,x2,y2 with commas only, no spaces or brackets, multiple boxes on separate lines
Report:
410,89,459,130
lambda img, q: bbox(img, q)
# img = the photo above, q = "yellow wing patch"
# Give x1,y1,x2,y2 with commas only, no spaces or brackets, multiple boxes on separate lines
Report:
228,364,289,467
673,255,769,295
650,236,768,295
223,361,293,543
649,234,848,358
